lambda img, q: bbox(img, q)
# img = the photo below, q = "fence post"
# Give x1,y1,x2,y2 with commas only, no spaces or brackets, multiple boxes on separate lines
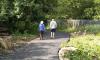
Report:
67,32,71,42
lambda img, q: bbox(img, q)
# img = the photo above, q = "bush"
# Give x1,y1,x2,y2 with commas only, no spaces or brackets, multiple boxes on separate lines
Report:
12,21,38,35
61,35,100,60
84,24,100,34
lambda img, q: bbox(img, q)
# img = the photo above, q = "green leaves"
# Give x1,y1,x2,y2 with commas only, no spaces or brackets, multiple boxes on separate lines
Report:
84,8,94,19
62,35,100,60
0,0,100,34
57,0,100,19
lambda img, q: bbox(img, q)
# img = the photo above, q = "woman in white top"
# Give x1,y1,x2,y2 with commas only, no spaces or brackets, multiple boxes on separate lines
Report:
50,19,57,38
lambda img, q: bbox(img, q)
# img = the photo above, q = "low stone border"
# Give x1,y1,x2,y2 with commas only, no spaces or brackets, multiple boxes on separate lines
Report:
58,46,77,60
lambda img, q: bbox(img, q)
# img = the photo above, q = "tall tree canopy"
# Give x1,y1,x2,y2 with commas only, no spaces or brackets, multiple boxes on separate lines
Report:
0,0,100,34
0,0,100,21
56,0,99,19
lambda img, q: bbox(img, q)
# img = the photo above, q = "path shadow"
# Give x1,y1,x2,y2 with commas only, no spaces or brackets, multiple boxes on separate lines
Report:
44,31,69,40
0,42,59,60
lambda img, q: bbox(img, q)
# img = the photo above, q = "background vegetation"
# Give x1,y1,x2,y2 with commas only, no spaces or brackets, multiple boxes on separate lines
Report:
0,0,100,34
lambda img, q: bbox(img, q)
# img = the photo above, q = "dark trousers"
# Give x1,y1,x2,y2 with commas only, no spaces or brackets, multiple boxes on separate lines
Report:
51,29,56,32
40,31,44,40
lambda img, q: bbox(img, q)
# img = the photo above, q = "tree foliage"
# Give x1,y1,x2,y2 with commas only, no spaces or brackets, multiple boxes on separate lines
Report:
0,0,100,34
0,0,57,34
57,0,100,20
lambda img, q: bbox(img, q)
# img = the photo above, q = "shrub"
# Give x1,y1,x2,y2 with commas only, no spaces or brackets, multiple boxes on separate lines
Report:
61,35,100,60
12,21,38,35
84,24,100,34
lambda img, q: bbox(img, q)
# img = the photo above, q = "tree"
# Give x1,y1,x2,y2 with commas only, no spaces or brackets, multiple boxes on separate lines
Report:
93,0,100,20
0,0,58,34
56,0,100,20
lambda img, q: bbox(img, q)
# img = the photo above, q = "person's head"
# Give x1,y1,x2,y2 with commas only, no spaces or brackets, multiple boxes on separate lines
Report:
40,21,44,24
52,19,54,21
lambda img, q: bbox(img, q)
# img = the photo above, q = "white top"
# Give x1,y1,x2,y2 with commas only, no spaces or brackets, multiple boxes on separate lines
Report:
50,20,57,29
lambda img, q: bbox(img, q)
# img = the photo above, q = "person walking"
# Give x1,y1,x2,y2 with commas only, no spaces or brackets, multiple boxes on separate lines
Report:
39,21,45,40
50,19,57,38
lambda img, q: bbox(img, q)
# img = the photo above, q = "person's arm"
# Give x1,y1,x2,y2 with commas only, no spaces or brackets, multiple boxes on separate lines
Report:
43,24,46,31
50,22,52,29
55,21,57,28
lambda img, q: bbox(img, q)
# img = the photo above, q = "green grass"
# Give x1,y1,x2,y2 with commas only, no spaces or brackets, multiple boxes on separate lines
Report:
58,27,77,33
11,33,38,42
61,35,100,60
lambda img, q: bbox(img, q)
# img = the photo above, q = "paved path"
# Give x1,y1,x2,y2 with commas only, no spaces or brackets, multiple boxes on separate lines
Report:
0,32,69,60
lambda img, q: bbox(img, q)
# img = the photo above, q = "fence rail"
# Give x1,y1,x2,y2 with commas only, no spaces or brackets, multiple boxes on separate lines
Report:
57,19,100,29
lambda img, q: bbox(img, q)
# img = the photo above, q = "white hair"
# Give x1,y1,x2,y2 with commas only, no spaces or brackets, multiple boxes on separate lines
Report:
40,21,44,24
52,19,54,21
